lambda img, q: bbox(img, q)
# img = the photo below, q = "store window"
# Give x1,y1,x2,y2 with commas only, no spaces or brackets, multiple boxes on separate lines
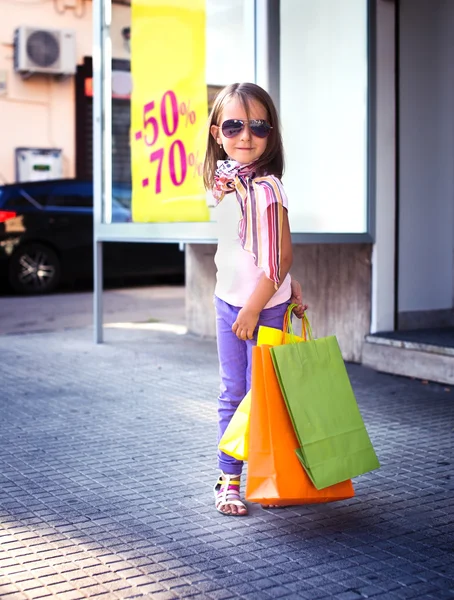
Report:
94,0,371,238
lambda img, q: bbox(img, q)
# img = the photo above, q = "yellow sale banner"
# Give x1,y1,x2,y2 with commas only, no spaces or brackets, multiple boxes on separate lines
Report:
131,0,209,222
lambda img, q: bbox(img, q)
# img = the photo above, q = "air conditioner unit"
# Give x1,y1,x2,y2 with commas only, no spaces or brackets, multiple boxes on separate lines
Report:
14,26,76,76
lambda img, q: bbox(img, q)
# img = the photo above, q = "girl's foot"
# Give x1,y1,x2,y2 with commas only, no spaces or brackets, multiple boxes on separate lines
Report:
214,472,248,516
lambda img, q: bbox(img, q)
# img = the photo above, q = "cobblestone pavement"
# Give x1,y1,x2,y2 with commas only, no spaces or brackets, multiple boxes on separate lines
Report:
0,325,453,600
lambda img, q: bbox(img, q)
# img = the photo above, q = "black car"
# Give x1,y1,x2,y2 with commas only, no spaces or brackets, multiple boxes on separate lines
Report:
0,179,184,294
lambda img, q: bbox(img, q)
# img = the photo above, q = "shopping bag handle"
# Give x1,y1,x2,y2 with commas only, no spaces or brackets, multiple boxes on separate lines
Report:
283,303,313,342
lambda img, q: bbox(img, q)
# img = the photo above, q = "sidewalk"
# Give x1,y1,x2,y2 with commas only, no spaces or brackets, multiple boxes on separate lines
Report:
0,319,453,600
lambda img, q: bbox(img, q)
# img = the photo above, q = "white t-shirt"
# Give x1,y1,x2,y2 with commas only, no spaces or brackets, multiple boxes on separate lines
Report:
214,193,291,308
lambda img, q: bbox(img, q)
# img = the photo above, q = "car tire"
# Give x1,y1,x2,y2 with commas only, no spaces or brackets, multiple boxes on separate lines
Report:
9,243,61,295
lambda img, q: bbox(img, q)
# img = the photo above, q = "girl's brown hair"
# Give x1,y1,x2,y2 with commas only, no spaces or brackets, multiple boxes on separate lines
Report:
202,82,284,191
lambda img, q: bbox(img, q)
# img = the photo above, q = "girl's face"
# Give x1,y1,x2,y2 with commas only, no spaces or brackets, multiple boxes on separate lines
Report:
211,96,269,165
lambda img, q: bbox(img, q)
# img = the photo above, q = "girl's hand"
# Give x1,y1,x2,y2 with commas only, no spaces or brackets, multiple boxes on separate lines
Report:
232,307,260,340
290,278,308,319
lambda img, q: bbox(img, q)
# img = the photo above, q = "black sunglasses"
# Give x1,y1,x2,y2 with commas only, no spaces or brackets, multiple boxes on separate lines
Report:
220,119,273,139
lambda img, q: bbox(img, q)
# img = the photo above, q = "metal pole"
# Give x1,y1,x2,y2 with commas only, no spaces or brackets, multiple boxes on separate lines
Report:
92,0,104,343
94,241,103,342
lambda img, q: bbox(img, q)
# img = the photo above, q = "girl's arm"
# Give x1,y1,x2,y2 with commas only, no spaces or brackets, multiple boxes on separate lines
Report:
232,207,293,341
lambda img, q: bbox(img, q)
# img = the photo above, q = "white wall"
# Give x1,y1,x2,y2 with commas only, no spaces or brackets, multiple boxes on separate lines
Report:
398,0,454,312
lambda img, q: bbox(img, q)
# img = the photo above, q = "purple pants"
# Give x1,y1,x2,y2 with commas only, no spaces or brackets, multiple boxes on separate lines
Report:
215,295,290,475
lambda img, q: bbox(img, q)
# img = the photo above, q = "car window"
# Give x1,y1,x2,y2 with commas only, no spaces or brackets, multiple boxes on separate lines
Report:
2,185,49,209
0,181,96,210
4,194,34,209
46,194,93,208
3,188,46,209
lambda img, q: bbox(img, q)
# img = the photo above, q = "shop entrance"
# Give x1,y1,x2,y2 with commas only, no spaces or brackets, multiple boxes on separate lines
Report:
397,0,454,339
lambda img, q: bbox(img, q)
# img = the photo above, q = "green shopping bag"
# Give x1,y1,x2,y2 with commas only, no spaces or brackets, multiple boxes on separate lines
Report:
270,316,380,490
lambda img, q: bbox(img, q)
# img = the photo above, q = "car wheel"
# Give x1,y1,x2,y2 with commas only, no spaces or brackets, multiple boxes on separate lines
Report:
9,243,61,294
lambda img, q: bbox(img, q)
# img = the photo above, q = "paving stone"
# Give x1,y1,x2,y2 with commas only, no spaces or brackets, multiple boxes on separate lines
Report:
77,582,111,596
90,571,122,585
353,583,385,597
45,581,81,595
0,592,29,600
253,577,287,591
428,591,454,600
283,582,327,598
0,584,24,597
334,593,363,600
241,593,275,600
144,591,178,600
112,588,148,599
207,590,237,600
319,582,352,595
51,591,86,600
24,590,57,600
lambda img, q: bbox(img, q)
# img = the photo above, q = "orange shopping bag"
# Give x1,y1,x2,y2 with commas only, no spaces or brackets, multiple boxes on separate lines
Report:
245,345,355,505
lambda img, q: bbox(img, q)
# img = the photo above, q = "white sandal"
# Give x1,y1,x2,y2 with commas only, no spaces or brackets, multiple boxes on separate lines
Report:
214,473,248,516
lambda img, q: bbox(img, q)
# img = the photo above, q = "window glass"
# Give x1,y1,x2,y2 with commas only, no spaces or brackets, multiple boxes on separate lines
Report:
280,0,368,233
4,194,33,209
112,183,131,210
206,0,255,87
103,0,255,224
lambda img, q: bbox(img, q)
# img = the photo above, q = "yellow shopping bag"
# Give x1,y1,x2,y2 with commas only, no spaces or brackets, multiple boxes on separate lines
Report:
257,316,305,346
219,304,307,461
218,390,251,461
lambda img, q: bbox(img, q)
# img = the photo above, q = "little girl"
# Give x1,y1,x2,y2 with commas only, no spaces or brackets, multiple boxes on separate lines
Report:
203,82,305,516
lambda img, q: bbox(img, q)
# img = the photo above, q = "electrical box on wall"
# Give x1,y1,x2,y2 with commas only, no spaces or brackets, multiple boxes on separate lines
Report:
15,148,63,182
14,26,76,76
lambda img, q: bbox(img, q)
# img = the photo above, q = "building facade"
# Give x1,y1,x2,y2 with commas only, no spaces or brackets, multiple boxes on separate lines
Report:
0,0,130,183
